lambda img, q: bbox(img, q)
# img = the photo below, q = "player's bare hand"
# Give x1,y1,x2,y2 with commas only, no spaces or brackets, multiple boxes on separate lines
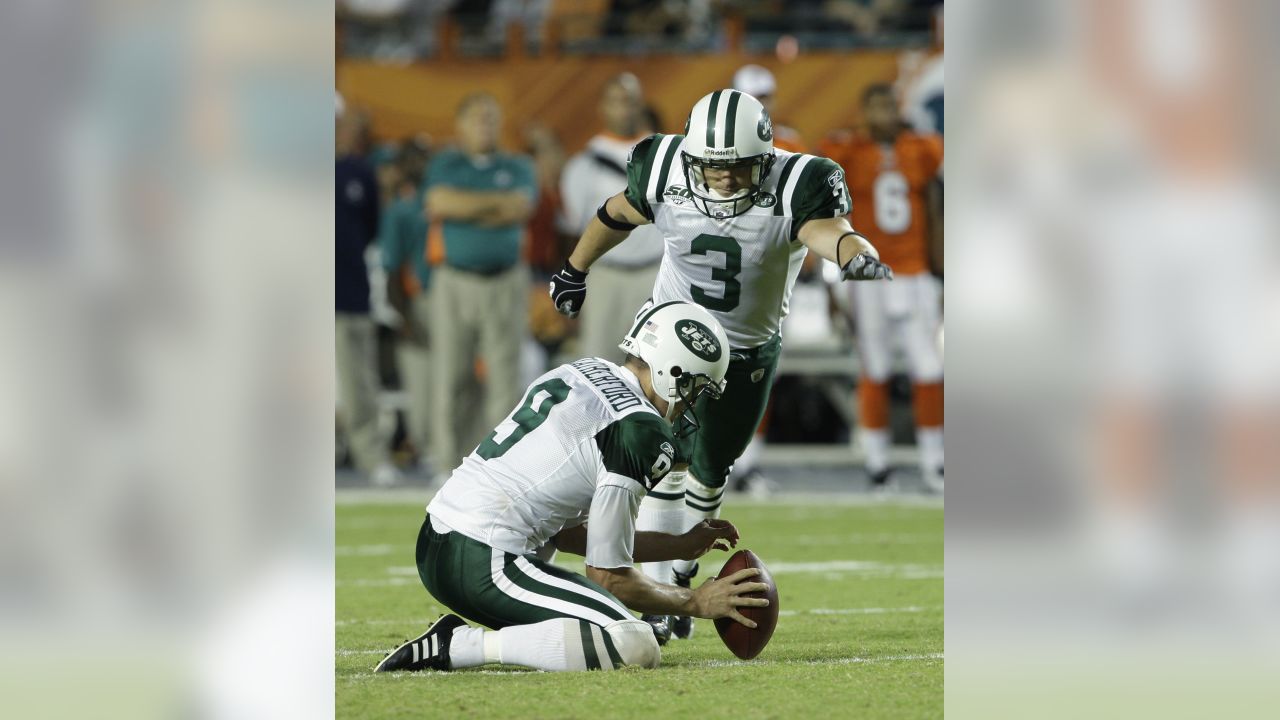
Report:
680,519,740,559
841,253,894,281
692,568,770,626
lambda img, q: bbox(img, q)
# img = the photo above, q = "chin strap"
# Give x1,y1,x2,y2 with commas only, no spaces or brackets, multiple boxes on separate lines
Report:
662,393,681,423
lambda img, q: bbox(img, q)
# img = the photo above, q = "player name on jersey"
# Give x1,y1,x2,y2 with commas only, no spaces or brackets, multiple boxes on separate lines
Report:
571,358,643,412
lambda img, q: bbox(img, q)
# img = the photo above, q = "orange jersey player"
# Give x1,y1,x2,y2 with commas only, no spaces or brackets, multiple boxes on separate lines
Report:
823,83,944,491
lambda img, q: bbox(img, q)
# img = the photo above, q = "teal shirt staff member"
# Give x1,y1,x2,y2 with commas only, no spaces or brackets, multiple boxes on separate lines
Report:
380,184,432,293
424,98,537,274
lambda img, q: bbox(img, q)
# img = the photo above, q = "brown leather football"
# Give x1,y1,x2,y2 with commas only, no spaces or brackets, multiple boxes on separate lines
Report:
713,549,779,660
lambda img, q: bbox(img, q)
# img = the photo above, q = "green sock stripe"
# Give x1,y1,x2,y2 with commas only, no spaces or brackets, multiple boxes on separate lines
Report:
647,490,685,501
685,498,721,513
599,627,624,669
578,620,602,670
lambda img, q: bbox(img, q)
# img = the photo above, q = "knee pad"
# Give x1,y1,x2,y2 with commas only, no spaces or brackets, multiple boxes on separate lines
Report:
604,619,661,668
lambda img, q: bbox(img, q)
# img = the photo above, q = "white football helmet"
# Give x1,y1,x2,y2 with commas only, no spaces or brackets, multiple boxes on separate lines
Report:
681,89,776,219
619,300,730,425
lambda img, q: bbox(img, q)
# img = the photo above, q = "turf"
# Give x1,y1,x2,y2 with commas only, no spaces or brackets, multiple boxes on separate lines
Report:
336,491,943,719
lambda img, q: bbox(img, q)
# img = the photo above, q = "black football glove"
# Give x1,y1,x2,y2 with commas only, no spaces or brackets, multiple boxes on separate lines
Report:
549,261,589,317
841,253,894,281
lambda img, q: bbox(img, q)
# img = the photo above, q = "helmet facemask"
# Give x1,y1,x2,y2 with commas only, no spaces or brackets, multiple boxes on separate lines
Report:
681,151,775,219
664,365,726,437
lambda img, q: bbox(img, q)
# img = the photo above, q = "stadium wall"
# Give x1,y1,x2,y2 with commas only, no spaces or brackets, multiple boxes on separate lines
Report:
337,52,900,152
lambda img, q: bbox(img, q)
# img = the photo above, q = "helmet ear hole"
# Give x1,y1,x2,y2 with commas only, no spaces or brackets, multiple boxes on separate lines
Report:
671,366,682,377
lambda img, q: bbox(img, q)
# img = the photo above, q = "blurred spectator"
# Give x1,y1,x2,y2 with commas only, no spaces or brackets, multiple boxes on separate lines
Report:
897,4,943,136
822,83,943,490
451,0,495,40
338,0,444,60
824,0,940,35
523,122,574,360
640,103,665,135
424,92,537,472
380,139,434,471
559,72,664,362
732,64,807,152
523,123,569,275
336,105,401,486
488,0,552,43
603,0,707,40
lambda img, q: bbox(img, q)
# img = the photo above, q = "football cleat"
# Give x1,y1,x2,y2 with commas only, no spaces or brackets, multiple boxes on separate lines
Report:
374,614,467,672
870,468,894,487
670,563,698,639
641,614,672,646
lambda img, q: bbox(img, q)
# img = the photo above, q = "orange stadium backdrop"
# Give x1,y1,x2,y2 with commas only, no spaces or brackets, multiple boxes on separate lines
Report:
337,52,900,151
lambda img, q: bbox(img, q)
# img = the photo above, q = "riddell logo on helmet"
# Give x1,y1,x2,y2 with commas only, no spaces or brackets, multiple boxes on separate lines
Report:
702,147,737,158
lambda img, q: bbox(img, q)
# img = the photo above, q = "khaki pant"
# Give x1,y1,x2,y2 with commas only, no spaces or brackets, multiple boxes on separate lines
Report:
430,264,530,473
336,313,387,473
395,292,433,459
578,261,662,363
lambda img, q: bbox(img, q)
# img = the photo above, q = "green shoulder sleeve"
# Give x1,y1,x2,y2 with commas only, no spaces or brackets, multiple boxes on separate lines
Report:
790,155,852,239
623,134,666,221
595,412,676,490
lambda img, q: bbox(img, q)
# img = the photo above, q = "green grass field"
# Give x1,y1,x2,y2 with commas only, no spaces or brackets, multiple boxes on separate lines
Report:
337,491,943,719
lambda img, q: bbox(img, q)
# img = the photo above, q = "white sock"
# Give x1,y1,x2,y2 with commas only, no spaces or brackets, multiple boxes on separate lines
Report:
917,427,943,473
448,625,488,669
450,619,611,672
860,427,890,473
674,473,723,578
636,471,687,585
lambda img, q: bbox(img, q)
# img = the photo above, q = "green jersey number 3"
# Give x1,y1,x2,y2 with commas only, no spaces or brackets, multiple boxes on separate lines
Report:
689,233,741,312
476,378,571,460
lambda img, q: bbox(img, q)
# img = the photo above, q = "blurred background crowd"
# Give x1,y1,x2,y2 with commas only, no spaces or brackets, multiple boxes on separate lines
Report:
335,0,945,489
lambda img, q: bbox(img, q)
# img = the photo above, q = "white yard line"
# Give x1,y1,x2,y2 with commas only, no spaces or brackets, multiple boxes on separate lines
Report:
777,605,939,617
336,577,418,587
339,560,944,587
338,653,944,673
338,606,939,626
336,544,399,556
336,488,942,509
691,653,943,668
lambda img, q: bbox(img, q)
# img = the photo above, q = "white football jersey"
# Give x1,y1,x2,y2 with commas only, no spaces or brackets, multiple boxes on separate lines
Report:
623,133,851,349
427,358,676,569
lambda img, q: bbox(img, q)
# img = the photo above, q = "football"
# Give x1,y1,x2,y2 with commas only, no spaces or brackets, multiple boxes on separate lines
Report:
714,549,779,660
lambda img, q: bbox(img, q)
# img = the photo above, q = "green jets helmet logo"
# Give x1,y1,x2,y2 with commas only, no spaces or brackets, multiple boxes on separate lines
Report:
757,110,773,142
677,320,722,362
753,191,776,207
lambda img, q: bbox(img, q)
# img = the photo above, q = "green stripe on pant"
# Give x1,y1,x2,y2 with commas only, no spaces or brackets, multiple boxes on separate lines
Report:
417,516,632,630
578,620,603,670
